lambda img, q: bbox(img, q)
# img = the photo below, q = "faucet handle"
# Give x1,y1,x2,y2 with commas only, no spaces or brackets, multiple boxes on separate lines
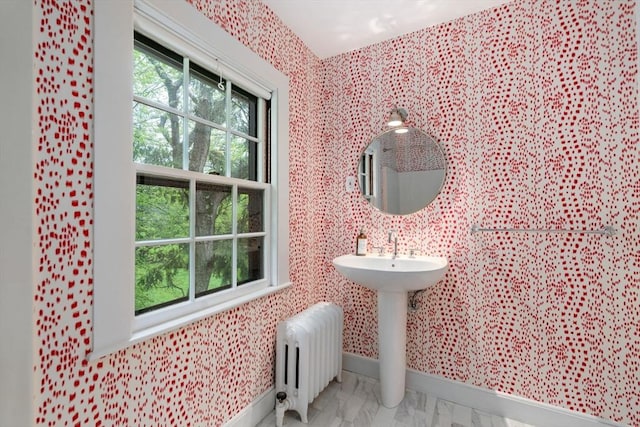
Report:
372,246,385,256
408,248,419,258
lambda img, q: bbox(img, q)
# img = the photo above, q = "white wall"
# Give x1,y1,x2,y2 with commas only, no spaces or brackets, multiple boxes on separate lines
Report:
0,1,35,425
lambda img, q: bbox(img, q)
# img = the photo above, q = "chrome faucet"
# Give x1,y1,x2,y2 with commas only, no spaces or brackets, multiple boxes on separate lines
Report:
388,229,398,258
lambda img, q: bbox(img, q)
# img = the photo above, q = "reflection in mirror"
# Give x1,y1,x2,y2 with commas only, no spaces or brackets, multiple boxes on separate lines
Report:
358,127,446,215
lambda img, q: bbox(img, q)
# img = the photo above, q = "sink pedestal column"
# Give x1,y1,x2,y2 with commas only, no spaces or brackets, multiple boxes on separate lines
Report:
377,291,407,408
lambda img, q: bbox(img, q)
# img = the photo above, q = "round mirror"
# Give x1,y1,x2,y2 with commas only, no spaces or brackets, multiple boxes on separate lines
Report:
358,127,446,215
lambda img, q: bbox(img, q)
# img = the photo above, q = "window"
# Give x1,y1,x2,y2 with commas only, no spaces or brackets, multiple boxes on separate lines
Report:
92,0,290,359
133,33,268,317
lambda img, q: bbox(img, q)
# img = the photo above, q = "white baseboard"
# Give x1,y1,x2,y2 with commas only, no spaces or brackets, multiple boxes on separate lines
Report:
224,387,275,427
342,352,628,427
343,351,380,380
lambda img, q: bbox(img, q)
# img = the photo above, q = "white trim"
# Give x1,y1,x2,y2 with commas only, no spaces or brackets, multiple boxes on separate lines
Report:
93,0,137,361
134,0,272,100
269,89,290,287
342,352,628,427
342,350,381,380
223,387,276,427
93,0,289,359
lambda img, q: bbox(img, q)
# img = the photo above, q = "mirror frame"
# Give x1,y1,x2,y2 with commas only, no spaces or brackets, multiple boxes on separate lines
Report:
358,127,446,215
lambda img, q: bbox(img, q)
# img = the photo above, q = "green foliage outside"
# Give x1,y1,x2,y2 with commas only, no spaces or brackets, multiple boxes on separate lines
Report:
133,36,263,314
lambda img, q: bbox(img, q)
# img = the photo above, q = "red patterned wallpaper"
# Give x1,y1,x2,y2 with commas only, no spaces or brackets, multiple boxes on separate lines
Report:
321,0,638,425
32,0,637,425
34,0,317,425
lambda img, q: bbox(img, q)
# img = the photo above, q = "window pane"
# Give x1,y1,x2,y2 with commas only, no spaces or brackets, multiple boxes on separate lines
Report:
189,67,226,125
188,120,226,175
136,176,189,240
195,240,232,296
135,243,189,314
237,188,263,233
133,102,183,168
230,135,258,180
230,86,257,136
133,40,183,110
238,237,263,285
195,182,232,236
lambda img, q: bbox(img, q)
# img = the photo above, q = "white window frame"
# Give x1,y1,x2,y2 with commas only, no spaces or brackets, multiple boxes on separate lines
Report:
92,0,290,359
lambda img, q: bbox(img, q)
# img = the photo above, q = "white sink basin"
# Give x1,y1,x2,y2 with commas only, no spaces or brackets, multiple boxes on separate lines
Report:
332,254,448,292
333,253,448,407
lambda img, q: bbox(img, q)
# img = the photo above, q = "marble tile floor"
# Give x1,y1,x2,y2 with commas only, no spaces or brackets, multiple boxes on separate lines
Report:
256,370,536,427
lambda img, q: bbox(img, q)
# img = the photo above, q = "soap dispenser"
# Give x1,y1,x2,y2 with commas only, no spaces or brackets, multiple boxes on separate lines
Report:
356,229,367,256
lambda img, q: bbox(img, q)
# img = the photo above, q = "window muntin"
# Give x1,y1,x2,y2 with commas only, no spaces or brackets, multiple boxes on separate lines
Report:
133,31,268,317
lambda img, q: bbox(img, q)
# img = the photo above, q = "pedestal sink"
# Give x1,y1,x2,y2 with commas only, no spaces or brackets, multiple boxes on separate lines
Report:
332,254,448,408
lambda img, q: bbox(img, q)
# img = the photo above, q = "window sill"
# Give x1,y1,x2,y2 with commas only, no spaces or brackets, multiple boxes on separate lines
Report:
87,281,292,361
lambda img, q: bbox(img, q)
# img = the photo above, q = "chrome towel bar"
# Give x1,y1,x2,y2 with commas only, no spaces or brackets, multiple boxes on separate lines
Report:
470,224,617,237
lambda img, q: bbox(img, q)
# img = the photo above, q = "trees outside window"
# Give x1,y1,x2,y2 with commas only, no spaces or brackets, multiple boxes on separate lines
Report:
133,32,267,315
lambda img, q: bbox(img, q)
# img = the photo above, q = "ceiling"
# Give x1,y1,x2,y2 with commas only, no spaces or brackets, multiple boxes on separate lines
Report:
262,0,514,59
